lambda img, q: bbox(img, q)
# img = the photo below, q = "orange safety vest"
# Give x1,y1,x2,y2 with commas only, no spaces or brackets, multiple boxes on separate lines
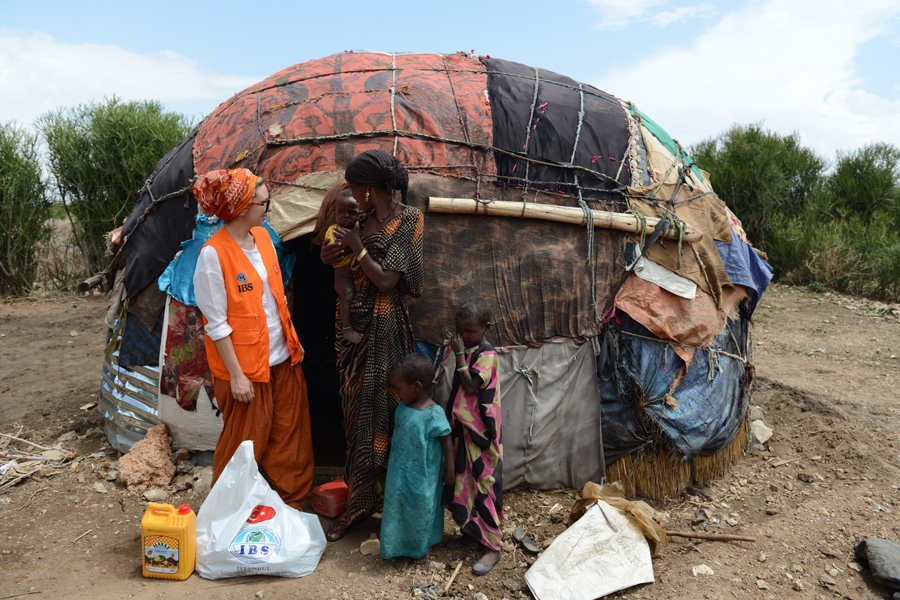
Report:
201,226,303,382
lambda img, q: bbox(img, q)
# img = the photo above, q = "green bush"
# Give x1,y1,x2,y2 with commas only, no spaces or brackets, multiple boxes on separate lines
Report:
38,97,192,276
0,122,51,295
689,123,825,262
826,142,900,223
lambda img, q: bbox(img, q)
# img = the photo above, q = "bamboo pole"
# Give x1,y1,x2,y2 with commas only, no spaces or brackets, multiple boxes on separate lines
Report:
427,197,703,242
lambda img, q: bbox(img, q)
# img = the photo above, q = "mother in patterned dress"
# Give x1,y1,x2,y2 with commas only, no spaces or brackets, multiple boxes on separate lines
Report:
320,150,425,541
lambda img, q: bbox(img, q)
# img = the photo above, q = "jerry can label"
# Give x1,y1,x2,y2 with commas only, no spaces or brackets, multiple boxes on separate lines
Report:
144,535,180,574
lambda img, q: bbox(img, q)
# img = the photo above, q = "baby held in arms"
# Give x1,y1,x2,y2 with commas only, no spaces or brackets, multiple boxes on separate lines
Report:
323,188,362,343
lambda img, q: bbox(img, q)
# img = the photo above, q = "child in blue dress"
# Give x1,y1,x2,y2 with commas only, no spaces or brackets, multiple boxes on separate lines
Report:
380,353,454,572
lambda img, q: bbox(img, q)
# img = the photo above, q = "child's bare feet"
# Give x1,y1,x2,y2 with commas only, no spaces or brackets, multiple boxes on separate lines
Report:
393,557,413,572
412,550,430,566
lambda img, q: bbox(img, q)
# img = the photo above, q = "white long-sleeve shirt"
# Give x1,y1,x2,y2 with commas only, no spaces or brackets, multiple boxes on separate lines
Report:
193,244,290,367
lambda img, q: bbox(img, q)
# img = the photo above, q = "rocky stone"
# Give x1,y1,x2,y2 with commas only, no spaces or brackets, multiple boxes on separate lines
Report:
692,564,715,576
749,406,765,422
143,488,168,502
750,420,773,445
792,580,804,591
176,460,195,474
118,425,176,492
797,472,815,483
819,574,836,586
104,470,118,482
474,594,489,600
192,467,213,496
57,431,77,443
172,473,193,491
93,482,108,494
171,447,190,463
756,580,769,589
758,552,767,562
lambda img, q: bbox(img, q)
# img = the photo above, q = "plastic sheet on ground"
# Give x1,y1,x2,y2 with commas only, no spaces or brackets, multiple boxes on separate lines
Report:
525,500,654,600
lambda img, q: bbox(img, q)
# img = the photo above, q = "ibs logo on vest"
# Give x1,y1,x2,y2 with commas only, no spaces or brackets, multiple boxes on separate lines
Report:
236,272,253,293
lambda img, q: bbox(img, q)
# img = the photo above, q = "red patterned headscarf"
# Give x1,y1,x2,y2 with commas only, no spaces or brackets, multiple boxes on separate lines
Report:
192,169,259,220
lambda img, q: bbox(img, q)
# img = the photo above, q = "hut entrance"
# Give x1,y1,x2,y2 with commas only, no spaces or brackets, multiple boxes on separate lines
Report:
288,234,346,470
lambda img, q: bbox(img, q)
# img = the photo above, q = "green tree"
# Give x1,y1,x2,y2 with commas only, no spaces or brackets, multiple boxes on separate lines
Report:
0,122,51,295
689,123,825,261
38,97,192,275
826,142,900,222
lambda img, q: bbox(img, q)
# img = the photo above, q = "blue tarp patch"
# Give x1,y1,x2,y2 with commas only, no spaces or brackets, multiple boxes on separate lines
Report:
601,313,749,464
716,229,773,315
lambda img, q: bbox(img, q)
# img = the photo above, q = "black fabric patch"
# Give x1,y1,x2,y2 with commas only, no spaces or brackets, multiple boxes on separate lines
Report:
483,58,630,204
122,128,199,298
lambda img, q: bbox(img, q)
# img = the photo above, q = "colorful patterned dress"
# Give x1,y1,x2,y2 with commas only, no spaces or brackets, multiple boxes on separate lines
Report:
335,206,424,527
445,343,503,551
380,403,451,560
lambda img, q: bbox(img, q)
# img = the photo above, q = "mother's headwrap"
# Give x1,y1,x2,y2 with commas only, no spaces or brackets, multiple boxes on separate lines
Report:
192,168,259,220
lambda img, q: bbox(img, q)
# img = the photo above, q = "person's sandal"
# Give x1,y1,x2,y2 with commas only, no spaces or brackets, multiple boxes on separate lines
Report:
512,526,540,554
326,520,350,542
472,551,502,575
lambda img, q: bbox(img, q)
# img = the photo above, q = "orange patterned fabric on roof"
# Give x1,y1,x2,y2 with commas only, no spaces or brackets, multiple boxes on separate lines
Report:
193,52,495,190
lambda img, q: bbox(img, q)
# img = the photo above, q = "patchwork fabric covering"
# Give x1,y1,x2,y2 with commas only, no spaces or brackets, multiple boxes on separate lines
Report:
104,51,771,494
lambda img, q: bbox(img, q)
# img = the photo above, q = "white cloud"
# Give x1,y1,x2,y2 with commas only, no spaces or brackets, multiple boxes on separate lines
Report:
586,0,714,29
0,30,259,127
651,4,716,27
597,0,900,157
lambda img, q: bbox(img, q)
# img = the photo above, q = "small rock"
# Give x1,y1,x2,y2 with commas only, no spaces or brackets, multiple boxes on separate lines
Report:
756,580,769,589
143,488,167,502
749,406,764,421
828,568,839,577
692,564,715,576
474,594,489,600
93,482,108,494
848,561,864,572
792,580,804,591
725,517,739,526
360,538,380,556
255,592,264,599
176,460,195,474
819,574,836,586
429,560,446,571
820,547,841,558
758,552,767,562
501,541,514,553
104,470,119,482
57,431,77,443
784,481,794,491
692,508,709,524
503,579,521,591
192,467,213,496
750,420,773,445
173,473,193,491
765,507,780,515
69,330,78,337
791,564,804,573
797,472,815,483
171,448,191,463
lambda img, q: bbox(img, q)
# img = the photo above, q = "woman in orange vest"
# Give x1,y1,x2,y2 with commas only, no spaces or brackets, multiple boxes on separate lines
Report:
192,168,314,508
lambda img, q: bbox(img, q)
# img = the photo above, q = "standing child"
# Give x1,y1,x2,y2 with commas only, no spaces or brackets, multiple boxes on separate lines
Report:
380,353,454,572
444,298,503,575
323,188,362,343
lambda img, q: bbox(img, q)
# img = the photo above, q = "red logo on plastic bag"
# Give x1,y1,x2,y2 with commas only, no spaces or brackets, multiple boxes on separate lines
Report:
247,505,276,524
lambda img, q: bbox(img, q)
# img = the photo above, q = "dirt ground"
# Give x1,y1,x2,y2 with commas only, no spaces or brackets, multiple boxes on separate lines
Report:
1,284,899,600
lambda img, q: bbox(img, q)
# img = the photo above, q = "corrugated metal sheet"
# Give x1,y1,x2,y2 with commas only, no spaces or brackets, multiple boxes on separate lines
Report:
99,353,160,451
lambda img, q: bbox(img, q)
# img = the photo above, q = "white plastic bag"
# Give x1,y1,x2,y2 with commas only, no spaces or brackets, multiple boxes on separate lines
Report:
196,440,326,579
524,500,654,600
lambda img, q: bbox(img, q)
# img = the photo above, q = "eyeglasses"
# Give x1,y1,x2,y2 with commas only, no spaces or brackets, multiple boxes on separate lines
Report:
252,199,271,211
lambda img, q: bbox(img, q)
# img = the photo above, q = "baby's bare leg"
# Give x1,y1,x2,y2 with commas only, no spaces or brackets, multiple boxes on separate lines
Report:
334,267,359,342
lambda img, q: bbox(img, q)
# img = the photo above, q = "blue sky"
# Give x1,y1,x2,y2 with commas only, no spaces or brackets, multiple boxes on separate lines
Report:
2,0,898,160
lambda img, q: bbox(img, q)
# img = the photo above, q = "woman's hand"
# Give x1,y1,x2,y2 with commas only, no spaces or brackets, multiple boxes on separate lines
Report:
450,332,465,354
335,226,362,254
320,239,346,265
231,372,255,403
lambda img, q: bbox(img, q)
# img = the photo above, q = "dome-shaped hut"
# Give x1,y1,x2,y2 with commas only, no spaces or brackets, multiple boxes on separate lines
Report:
97,51,772,499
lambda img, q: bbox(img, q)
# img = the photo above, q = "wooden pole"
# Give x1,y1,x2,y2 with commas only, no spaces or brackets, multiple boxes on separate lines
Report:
427,197,703,242
665,530,756,543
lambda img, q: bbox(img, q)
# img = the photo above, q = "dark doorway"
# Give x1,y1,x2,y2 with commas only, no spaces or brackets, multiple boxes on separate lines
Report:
288,234,346,468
